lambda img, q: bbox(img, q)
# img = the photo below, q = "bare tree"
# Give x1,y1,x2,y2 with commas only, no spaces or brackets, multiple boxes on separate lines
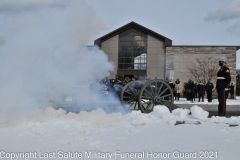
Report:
187,57,219,84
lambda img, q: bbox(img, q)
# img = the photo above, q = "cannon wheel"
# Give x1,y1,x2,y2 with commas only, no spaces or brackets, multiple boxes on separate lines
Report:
120,80,144,111
138,79,174,113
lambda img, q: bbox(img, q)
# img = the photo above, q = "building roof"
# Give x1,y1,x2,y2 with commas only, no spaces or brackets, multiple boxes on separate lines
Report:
172,45,240,51
94,21,172,47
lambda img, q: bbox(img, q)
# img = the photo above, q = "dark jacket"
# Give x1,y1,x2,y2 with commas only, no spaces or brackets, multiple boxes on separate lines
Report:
229,85,234,94
197,83,205,96
205,82,214,92
216,66,231,89
169,82,175,92
185,81,194,94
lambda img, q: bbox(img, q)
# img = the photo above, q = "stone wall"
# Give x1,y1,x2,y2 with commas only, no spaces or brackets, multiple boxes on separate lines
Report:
166,46,237,98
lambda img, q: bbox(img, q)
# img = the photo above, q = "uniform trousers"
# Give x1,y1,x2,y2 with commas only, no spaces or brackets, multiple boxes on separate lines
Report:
217,88,228,116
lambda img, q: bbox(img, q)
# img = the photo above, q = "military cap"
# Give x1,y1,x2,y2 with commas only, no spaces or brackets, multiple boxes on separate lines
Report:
218,58,226,62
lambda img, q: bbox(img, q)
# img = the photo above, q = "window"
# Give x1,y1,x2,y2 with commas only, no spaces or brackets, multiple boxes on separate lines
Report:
118,32,147,70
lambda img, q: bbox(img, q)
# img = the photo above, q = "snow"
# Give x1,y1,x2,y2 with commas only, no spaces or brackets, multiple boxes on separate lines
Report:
190,105,209,121
1,98,240,160
174,97,240,105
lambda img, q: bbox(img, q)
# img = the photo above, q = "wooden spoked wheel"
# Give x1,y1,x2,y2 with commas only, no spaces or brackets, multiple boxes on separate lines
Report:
120,80,144,111
138,79,174,113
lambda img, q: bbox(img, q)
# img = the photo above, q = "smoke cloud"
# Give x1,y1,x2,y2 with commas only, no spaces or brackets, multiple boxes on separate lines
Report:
0,0,116,111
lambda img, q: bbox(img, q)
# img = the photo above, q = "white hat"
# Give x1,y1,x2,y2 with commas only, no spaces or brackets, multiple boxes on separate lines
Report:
218,58,226,62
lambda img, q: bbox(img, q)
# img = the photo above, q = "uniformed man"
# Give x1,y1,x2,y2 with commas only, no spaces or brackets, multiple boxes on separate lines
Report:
216,58,231,116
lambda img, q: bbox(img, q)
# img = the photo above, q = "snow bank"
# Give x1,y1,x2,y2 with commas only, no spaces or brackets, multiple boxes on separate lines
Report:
190,105,209,121
1,103,240,130
209,116,240,125
172,108,190,121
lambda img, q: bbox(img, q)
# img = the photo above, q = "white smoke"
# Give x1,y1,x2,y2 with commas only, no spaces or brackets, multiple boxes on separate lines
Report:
0,0,116,111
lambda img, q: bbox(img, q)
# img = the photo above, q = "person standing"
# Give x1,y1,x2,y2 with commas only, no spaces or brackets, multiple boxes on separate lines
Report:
229,83,235,99
185,80,191,101
216,58,231,116
197,80,205,102
194,83,198,100
189,80,195,102
182,82,186,98
175,78,182,101
205,80,214,102
168,80,175,94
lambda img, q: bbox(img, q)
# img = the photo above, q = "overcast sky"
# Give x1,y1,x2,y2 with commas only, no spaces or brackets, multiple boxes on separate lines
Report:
0,0,239,67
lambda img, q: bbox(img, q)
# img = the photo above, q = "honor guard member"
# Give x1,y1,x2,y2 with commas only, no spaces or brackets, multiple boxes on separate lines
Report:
216,58,231,116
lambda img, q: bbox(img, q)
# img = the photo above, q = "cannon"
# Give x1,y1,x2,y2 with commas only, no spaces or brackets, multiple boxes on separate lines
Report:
51,78,178,113
114,79,178,113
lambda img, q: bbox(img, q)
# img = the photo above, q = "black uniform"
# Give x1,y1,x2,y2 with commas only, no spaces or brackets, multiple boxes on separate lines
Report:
205,82,214,102
216,65,231,116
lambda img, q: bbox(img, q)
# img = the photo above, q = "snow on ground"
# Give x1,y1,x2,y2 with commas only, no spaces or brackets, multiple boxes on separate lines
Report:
0,98,240,160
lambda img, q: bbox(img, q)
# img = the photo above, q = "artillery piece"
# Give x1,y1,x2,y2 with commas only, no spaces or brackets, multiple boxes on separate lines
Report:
117,79,177,113
51,78,178,113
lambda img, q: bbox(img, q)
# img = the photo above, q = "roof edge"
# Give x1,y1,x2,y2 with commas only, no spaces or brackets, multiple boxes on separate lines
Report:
94,21,172,47
171,45,240,47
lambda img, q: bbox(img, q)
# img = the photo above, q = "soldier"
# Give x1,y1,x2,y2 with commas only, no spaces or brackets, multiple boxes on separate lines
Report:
216,58,231,116
205,79,214,102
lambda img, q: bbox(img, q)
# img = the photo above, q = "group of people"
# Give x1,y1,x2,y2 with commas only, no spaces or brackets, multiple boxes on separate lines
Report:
183,79,215,102
169,78,235,103
113,76,136,85
168,79,215,103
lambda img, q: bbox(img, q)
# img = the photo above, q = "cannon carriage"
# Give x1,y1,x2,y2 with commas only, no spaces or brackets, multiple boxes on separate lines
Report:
110,79,175,113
